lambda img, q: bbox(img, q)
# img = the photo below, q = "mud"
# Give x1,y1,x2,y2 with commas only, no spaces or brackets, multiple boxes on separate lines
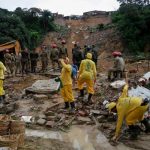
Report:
20,125,135,150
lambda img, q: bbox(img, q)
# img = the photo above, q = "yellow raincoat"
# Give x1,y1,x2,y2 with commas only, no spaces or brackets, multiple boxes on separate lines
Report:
60,60,74,102
78,59,97,94
0,61,6,95
119,84,129,98
115,97,149,137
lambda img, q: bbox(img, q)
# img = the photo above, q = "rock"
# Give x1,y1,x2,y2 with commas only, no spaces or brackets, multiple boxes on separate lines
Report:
6,103,16,114
46,121,55,128
90,110,101,115
37,118,46,126
78,110,87,117
39,114,46,119
52,99,58,103
33,94,48,101
25,79,60,94
77,117,91,124
46,116,56,121
97,116,108,123
45,111,55,116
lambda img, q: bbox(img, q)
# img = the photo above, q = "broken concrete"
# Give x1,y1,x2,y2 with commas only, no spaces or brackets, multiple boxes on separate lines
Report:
33,94,48,101
36,118,46,126
25,79,60,94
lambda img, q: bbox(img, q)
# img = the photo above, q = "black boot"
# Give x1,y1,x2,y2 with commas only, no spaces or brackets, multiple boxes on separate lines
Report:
78,89,84,98
64,102,69,109
88,93,93,103
70,102,75,109
141,118,150,133
70,102,75,112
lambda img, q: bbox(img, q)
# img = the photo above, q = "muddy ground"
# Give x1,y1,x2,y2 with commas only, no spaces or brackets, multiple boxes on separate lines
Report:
2,58,150,150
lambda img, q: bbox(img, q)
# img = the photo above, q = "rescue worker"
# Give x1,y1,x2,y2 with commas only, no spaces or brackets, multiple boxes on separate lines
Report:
106,97,150,141
0,60,7,104
59,57,75,110
15,52,22,75
72,45,83,69
50,44,60,71
4,50,12,76
30,51,39,73
108,51,125,81
77,53,97,103
40,49,48,73
21,48,30,75
59,40,68,59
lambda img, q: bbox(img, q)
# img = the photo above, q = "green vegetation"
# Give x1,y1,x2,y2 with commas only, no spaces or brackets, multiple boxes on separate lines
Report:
112,0,150,53
0,7,56,50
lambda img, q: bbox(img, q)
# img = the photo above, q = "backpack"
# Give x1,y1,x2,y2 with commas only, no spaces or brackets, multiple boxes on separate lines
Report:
71,65,78,79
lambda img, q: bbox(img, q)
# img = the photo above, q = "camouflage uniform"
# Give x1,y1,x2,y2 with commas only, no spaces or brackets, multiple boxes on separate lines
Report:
21,50,30,75
15,53,22,75
59,45,68,59
4,52,15,76
50,48,60,71
40,51,48,72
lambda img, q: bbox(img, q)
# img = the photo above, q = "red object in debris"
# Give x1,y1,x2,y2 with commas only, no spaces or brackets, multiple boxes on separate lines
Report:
78,110,87,117
51,44,57,48
61,40,66,44
112,51,122,56
129,69,137,73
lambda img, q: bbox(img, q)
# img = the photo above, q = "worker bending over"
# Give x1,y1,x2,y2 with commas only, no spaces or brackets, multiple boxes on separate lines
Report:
106,97,150,141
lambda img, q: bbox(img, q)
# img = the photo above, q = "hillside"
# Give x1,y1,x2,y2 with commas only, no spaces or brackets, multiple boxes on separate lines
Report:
40,13,123,72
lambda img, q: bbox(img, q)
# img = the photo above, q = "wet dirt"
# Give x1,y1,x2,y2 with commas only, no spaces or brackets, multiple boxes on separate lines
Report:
19,125,135,150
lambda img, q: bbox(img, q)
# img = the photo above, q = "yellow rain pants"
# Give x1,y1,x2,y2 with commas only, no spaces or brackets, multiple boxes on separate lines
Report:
60,84,74,102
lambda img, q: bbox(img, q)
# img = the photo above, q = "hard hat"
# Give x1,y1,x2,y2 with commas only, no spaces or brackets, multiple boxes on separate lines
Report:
61,40,66,44
51,44,57,48
105,102,116,111
86,53,92,59
112,51,122,56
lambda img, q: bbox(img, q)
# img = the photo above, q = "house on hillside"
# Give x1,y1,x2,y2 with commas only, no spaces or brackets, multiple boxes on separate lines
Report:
83,10,109,18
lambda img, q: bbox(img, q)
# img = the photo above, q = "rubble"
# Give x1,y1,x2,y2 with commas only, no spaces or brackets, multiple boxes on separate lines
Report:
33,94,48,101
77,117,91,123
25,79,60,94
36,118,46,126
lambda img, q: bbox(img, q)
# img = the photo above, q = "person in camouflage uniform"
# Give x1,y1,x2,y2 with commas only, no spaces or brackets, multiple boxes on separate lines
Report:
15,52,22,75
50,44,60,71
40,49,48,72
4,50,15,76
30,51,39,73
59,40,68,59
21,48,30,75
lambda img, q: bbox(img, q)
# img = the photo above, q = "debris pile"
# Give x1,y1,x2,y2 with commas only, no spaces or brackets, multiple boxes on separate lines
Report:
0,115,25,150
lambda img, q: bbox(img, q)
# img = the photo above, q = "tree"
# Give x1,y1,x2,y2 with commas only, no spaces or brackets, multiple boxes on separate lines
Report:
0,10,30,48
112,1,150,53
40,10,54,31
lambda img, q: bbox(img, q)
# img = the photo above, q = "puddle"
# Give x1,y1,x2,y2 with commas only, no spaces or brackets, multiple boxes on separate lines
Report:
26,129,63,141
25,126,133,150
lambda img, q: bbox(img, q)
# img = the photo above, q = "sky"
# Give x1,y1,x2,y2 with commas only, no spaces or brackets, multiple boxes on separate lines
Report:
0,0,120,16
